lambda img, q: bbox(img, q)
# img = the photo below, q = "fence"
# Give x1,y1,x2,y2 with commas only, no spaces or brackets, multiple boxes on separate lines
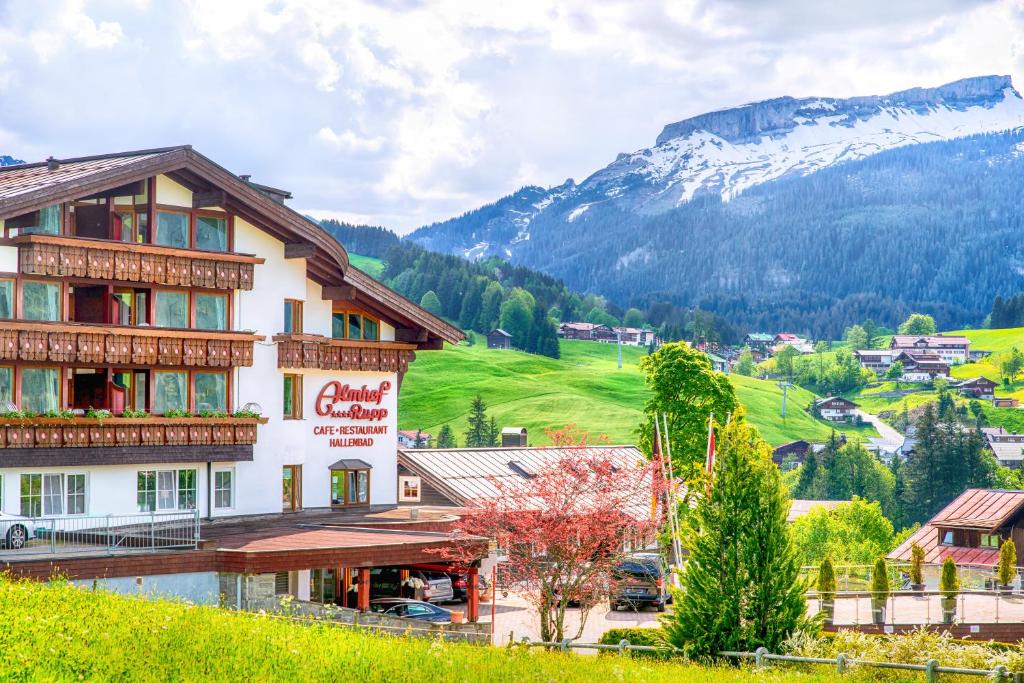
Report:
0,511,200,559
518,639,1020,681
799,562,1022,593
807,588,1024,627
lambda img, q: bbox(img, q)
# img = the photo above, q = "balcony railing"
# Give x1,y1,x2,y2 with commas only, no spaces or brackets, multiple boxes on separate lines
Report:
0,510,200,560
0,320,260,367
274,334,415,373
0,415,267,449
16,233,264,290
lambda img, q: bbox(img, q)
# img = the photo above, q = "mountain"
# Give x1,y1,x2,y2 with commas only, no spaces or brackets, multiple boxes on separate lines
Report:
408,76,1024,336
0,155,24,166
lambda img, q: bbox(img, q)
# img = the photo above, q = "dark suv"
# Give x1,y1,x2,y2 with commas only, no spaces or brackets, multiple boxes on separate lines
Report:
609,553,670,612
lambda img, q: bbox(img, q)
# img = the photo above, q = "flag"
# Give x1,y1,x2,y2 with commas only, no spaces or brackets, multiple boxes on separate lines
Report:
650,422,663,520
705,415,716,494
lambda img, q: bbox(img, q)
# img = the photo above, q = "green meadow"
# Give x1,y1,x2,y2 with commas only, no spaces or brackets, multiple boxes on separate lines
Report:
348,253,385,278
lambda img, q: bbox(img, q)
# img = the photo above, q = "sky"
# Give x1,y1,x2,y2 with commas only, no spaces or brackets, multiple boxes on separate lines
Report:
0,0,1022,233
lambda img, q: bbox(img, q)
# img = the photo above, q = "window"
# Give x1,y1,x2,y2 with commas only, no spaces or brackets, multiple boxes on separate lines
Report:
274,572,290,596
194,372,227,413
154,290,189,328
282,465,302,512
195,215,228,252
21,368,59,414
941,530,954,546
398,476,421,503
0,280,12,319
22,281,60,321
331,310,379,341
20,473,83,517
214,469,234,509
982,534,1001,548
155,211,189,248
283,300,303,334
195,293,227,331
283,374,302,419
7,204,60,236
0,366,11,405
138,469,197,512
331,467,370,507
153,371,187,414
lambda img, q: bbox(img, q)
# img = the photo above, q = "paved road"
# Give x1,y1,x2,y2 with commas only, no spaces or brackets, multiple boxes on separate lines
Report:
857,410,903,449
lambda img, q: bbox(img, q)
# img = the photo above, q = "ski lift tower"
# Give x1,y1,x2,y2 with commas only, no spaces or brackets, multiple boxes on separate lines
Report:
777,380,794,418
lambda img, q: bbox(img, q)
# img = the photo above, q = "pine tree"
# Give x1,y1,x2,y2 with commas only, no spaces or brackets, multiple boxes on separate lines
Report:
464,395,489,447
436,424,456,448
662,415,805,658
487,416,500,447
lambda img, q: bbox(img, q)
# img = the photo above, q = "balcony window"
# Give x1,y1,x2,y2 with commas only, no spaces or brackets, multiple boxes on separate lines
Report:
155,211,189,248
982,533,1001,548
20,367,59,414
154,290,189,328
194,371,227,413
284,299,303,334
0,366,11,405
22,281,61,321
196,215,228,252
7,204,60,236
0,280,12,319
195,293,227,331
331,310,379,341
154,371,187,414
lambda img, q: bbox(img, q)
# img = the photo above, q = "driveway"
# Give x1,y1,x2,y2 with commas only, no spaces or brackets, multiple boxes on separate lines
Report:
857,410,903,449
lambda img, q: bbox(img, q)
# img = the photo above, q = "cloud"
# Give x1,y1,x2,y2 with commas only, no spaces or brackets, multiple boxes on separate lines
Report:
0,0,1019,232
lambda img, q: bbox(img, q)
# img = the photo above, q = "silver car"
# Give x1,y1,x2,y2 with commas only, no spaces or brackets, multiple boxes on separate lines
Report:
0,512,36,550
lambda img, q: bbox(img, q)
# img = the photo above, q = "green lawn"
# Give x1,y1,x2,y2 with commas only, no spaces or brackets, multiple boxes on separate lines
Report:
0,578,856,682
400,336,871,446
348,253,385,278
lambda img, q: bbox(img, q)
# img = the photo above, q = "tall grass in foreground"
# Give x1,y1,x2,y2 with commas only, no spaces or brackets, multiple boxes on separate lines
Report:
0,577,860,682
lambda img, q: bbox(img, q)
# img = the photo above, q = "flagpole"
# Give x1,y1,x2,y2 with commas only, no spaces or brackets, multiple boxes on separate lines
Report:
660,413,683,583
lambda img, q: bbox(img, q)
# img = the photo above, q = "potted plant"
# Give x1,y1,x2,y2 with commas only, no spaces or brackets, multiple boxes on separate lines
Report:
998,538,1017,594
910,542,926,592
870,556,889,625
940,557,959,624
817,556,837,625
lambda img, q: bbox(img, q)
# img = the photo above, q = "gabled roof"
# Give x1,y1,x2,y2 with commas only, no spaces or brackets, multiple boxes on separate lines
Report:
954,376,997,387
397,445,646,509
891,335,970,347
930,488,1024,530
0,147,462,346
787,499,846,523
489,329,511,337
815,396,858,408
890,523,1001,566
745,333,774,342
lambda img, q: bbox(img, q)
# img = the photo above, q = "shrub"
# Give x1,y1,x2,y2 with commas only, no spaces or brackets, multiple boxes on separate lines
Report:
870,556,889,603
597,628,675,660
940,558,960,599
998,539,1017,587
909,543,925,586
817,556,836,602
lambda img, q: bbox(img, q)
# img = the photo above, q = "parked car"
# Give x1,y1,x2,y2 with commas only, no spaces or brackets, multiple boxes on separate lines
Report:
368,568,454,604
609,553,670,612
369,598,452,623
0,512,36,550
448,572,488,603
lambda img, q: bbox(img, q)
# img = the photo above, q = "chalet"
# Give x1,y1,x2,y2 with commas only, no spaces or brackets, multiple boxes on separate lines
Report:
707,352,728,374
894,351,950,382
773,333,813,354
500,427,528,447
558,321,600,340
787,499,846,524
814,396,859,422
982,427,1024,468
890,334,971,365
0,147,496,621
994,397,1020,408
744,333,774,353
486,328,511,349
612,327,659,347
396,430,432,449
890,488,1024,568
854,350,893,374
771,440,819,469
954,376,998,399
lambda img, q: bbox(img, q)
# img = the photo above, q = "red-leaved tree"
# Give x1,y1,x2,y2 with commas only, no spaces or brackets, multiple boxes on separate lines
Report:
437,447,663,642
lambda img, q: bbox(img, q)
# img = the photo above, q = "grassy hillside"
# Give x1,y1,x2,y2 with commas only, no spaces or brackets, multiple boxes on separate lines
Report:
0,578,847,682
348,253,385,278
399,336,872,446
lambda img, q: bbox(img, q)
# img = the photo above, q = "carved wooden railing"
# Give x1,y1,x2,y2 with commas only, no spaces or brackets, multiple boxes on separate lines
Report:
0,416,268,449
0,321,261,367
274,334,415,373
16,234,264,290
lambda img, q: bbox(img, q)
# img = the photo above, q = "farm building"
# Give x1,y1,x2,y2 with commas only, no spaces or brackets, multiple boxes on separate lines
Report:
500,427,528,447
487,328,512,349
954,376,998,399
814,396,859,422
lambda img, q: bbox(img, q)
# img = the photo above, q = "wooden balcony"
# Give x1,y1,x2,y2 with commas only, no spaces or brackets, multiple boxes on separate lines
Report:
0,416,267,449
0,321,261,367
274,334,415,373
15,234,264,290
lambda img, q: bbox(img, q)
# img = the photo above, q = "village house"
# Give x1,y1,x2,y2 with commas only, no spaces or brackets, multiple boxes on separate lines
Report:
556,321,657,347
557,321,602,340
889,334,971,365
787,499,846,523
890,488,1024,568
500,427,528,447
772,440,821,469
854,349,894,374
0,147,497,621
894,351,951,382
744,332,774,354
773,333,814,354
396,430,432,449
954,376,998,399
814,396,859,422
706,352,728,373
982,427,1024,468
994,397,1021,408
486,328,511,349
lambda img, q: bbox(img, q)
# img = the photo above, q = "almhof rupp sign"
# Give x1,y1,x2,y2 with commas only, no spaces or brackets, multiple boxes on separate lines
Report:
313,380,392,448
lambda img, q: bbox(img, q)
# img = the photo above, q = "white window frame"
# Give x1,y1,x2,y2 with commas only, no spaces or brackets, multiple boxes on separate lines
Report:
138,468,198,512
64,472,87,516
19,473,87,517
398,475,421,503
214,468,235,510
